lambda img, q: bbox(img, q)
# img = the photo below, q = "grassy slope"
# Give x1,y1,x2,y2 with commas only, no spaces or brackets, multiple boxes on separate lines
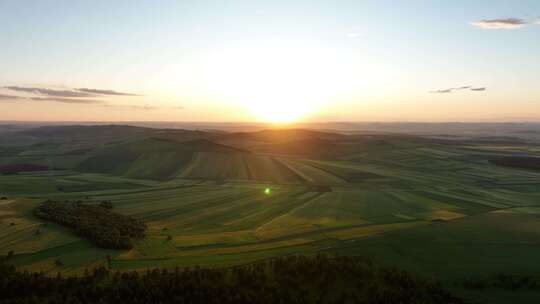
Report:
2,127,540,303
77,138,248,180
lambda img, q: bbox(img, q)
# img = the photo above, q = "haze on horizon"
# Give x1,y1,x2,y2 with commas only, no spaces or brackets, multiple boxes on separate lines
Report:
1,0,539,123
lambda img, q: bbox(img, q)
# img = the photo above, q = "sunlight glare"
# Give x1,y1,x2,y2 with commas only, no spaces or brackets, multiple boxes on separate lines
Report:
199,41,361,123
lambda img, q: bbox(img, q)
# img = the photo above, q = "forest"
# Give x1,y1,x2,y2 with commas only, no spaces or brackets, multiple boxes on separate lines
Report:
33,200,146,249
0,255,464,304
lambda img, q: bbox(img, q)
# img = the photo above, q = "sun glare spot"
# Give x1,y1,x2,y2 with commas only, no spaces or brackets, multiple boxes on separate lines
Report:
198,40,362,123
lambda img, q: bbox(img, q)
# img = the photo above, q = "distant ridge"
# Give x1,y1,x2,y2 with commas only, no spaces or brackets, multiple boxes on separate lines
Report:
22,124,150,138
227,128,348,143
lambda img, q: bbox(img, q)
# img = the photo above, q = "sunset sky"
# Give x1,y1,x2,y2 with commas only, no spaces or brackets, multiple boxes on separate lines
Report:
1,0,539,123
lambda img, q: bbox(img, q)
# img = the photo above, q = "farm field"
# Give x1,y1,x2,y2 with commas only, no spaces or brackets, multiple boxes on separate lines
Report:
1,125,540,303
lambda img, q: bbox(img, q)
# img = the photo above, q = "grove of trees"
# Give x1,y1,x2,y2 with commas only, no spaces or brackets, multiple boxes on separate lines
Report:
34,200,146,249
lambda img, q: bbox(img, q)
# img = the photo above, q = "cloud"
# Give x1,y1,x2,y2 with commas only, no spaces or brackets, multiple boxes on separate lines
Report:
5,86,95,97
130,105,160,111
430,89,453,94
103,104,185,111
76,88,140,96
2,85,157,108
430,86,473,94
430,86,486,94
471,18,526,29
0,94,25,100
29,97,105,104
0,92,105,104
5,86,142,98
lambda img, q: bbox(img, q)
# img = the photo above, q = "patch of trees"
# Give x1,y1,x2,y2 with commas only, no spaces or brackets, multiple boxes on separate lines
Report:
33,200,146,249
0,255,464,304
99,200,114,209
490,156,540,171
460,273,540,291
0,163,50,175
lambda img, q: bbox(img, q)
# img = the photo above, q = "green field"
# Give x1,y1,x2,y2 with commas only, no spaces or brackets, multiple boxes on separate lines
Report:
1,125,540,303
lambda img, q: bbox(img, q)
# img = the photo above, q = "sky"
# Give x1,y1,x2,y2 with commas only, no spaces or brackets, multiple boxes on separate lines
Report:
1,0,539,123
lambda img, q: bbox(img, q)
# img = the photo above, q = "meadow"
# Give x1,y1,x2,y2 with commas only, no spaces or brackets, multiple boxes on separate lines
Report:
1,125,540,303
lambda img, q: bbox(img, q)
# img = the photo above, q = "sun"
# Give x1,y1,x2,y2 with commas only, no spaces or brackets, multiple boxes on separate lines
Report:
253,105,303,124
197,40,360,123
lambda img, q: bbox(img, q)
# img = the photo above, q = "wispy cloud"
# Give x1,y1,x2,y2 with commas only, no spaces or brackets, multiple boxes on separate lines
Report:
103,104,185,111
0,93,105,104
5,85,142,98
76,88,140,96
5,86,95,97
29,97,106,104
430,86,473,94
2,84,143,106
0,94,25,100
430,86,486,94
471,18,526,29
130,105,160,111
430,89,453,94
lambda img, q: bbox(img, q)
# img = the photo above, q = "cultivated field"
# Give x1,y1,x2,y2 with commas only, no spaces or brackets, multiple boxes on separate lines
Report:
1,125,540,303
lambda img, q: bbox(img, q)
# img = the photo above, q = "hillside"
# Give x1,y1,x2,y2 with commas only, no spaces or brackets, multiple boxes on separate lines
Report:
21,125,213,146
77,138,248,180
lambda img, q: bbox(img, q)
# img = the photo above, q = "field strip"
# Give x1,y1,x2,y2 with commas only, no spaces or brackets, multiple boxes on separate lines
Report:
137,189,259,221
175,219,427,254
225,188,310,219
75,184,199,199
0,199,15,206
219,189,311,227
254,192,328,236
111,186,229,207
270,157,306,183
241,154,254,180
427,190,509,209
7,240,83,259
169,154,197,179
178,152,201,177
323,221,429,241
275,158,317,183
0,224,42,244
300,160,350,182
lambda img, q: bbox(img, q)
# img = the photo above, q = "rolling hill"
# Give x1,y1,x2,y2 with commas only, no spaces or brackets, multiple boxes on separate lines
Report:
3,124,540,304
77,138,248,180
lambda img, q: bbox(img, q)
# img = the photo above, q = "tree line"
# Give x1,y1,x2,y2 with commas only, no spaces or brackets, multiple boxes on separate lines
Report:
460,273,540,291
490,156,540,171
34,199,146,249
0,255,464,304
